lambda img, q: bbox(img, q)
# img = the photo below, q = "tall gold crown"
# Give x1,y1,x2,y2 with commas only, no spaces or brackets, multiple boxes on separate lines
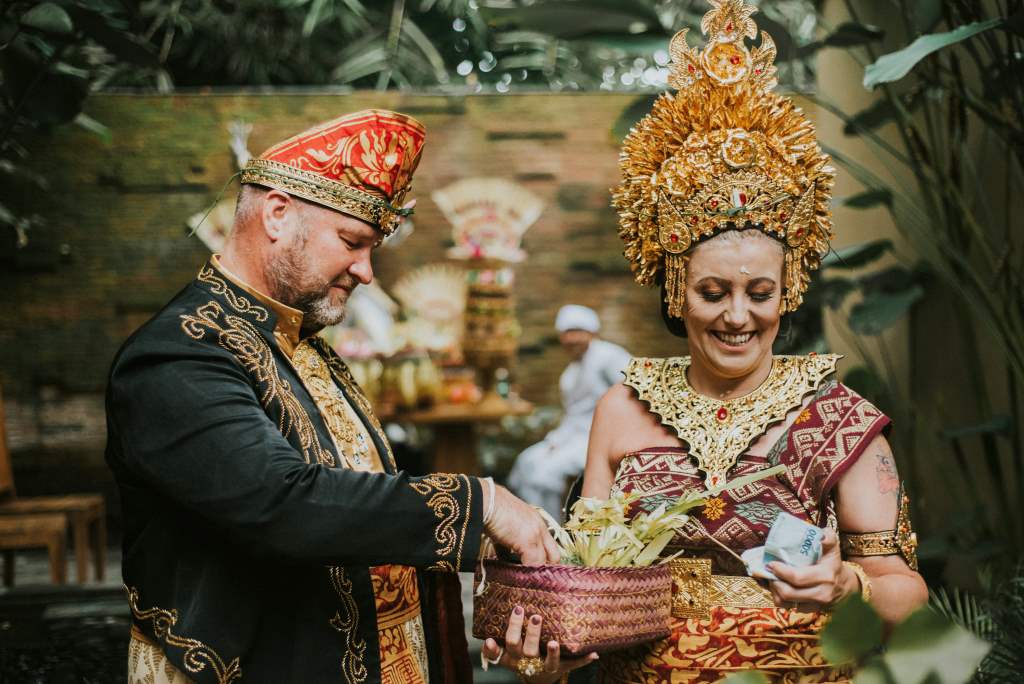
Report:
613,0,834,316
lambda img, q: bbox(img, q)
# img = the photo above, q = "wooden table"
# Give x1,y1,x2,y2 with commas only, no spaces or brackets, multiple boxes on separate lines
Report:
394,397,534,475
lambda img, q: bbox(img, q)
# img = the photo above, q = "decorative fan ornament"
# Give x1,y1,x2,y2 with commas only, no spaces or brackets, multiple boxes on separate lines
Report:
432,178,544,263
392,264,467,354
393,264,467,323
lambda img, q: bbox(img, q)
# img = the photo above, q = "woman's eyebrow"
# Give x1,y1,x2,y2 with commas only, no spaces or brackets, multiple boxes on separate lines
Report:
747,277,778,287
694,276,732,286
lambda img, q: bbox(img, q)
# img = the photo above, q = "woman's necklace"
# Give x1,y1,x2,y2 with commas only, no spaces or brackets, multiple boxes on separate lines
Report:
624,354,839,491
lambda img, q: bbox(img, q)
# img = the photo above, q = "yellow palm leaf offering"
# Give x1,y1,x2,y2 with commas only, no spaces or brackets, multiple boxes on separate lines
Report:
538,465,786,568
472,466,786,655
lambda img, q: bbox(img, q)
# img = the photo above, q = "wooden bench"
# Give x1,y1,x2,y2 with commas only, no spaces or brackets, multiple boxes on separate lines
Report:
0,513,68,586
0,386,106,584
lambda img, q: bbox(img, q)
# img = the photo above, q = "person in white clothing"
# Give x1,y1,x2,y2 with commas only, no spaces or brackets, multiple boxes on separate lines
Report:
507,305,631,519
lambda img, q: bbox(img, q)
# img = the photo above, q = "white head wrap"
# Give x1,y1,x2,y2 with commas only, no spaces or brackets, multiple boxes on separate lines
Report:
555,305,600,333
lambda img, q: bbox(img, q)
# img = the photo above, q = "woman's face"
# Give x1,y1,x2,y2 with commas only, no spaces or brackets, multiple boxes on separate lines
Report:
683,234,784,382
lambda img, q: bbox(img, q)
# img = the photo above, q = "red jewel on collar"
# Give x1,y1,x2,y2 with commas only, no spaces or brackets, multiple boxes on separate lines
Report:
715,406,729,422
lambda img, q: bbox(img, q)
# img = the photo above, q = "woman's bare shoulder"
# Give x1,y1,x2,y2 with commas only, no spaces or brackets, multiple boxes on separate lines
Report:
593,382,680,453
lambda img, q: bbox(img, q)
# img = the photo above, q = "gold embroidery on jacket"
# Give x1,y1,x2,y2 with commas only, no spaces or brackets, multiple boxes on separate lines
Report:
179,301,335,466
126,586,242,684
293,341,381,471
310,337,398,472
197,265,270,322
329,567,369,684
410,474,473,571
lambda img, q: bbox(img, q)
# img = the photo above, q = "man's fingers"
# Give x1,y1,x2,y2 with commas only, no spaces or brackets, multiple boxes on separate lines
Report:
519,545,546,566
523,614,543,657
505,606,525,654
542,530,561,564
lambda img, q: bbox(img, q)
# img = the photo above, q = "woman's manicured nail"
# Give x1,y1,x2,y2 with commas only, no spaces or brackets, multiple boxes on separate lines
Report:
531,615,541,625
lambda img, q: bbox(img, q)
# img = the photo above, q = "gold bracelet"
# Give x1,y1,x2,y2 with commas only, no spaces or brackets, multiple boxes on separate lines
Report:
842,560,873,602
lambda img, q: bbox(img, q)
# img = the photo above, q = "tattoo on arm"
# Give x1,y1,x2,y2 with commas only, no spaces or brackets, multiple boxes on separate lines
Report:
875,450,900,495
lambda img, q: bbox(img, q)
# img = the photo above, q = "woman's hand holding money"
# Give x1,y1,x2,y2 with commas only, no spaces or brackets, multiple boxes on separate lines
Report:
765,529,860,611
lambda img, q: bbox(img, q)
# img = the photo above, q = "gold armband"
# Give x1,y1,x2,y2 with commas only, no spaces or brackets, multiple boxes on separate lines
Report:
839,484,919,571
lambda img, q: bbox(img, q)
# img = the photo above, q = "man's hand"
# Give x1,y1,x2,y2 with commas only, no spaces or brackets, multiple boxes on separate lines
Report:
485,484,561,565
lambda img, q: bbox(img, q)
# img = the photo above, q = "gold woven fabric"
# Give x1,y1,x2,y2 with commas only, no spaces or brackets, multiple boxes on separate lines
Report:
613,0,834,316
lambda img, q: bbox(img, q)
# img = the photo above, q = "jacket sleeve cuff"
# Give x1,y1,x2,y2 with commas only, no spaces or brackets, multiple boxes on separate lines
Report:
409,473,484,572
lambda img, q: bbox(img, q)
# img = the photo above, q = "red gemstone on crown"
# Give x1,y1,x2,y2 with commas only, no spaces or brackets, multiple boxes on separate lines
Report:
710,199,718,208
670,233,679,243
716,406,729,422
730,55,741,65
726,22,734,32
688,64,696,74
779,213,787,221
738,192,747,205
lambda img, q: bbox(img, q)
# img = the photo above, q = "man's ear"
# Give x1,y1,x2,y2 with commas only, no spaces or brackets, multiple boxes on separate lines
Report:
261,190,295,243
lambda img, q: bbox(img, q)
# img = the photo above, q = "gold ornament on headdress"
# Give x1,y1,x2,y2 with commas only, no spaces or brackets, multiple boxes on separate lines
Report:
612,0,834,316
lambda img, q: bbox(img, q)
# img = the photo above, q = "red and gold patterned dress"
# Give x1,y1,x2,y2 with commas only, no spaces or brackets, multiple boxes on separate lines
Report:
597,355,890,684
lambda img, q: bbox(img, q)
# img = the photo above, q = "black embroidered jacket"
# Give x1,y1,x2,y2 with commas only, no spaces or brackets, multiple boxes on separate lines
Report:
105,262,483,683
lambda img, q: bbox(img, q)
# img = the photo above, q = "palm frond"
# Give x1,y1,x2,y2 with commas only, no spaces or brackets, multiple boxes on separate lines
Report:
929,586,996,642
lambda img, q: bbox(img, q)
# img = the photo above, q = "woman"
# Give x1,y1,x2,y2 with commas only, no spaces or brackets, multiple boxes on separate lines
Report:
482,2,926,681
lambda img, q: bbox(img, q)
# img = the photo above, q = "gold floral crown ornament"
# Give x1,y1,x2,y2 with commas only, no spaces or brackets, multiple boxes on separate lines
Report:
612,0,835,316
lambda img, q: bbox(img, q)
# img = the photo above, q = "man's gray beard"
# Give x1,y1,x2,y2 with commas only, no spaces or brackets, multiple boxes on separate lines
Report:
265,242,347,330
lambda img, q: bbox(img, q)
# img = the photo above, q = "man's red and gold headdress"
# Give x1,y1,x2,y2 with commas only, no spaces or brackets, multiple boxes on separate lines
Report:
241,109,426,236
613,0,834,315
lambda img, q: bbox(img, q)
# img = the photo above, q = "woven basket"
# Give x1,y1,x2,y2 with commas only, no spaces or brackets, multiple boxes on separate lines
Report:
472,560,672,656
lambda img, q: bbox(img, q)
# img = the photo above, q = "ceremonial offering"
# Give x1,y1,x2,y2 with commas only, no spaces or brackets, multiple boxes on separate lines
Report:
392,263,466,361
474,468,782,654
472,560,672,656
432,177,543,263
433,178,543,404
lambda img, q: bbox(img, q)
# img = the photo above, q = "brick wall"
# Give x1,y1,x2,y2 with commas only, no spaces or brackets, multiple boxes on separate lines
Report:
0,91,841,511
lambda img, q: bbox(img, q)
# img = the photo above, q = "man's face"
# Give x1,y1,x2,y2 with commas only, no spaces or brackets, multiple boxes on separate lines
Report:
559,329,594,361
265,198,377,330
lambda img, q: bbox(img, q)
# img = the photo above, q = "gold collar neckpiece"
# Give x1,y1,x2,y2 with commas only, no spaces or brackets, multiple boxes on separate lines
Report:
624,354,839,491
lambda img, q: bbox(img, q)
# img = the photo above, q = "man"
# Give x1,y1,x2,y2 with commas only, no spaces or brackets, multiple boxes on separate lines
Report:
105,110,558,684
508,305,631,519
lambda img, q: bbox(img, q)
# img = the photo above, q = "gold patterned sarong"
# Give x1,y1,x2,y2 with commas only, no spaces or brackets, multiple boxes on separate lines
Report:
599,606,852,683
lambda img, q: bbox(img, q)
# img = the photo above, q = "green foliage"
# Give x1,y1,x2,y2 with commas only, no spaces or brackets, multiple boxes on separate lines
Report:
818,1,1024,579
0,0,158,259
863,19,1004,89
819,596,990,684
974,569,1024,683
820,595,884,664
722,672,769,684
